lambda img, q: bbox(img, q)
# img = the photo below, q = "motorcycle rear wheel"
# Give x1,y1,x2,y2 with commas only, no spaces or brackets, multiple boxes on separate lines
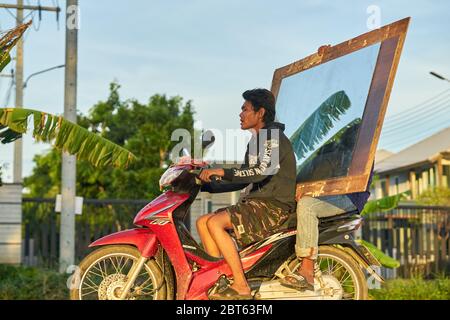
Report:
70,245,167,300
287,245,368,300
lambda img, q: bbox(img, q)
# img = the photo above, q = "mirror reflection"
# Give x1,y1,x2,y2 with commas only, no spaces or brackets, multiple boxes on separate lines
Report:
275,43,381,183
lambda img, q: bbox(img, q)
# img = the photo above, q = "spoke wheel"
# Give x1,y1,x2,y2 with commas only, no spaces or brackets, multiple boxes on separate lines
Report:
287,245,368,300
70,245,168,300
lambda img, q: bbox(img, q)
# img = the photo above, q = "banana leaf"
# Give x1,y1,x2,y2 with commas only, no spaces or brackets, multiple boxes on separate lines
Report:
0,108,136,169
0,22,31,185
0,21,31,73
0,54,11,73
357,192,412,269
290,90,351,160
360,191,411,216
356,239,400,269
296,118,361,176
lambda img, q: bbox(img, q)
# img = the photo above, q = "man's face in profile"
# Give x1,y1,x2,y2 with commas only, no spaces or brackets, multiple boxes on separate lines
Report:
240,100,263,130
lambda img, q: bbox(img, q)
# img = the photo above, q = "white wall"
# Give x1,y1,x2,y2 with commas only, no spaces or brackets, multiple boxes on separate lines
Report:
389,173,409,196
0,184,22,264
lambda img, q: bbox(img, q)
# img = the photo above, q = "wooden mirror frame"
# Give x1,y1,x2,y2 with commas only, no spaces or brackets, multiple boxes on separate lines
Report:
270,18,410,200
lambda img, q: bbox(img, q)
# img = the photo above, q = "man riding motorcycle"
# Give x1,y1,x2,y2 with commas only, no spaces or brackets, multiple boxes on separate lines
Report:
196,88,297,300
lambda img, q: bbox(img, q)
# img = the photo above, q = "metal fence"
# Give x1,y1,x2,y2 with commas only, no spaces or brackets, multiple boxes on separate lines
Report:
361,205,450,279
22,198,149,269
7,199,450,277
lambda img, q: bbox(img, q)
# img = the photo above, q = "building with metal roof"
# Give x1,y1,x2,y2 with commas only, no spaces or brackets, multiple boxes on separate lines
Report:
372,127,450,199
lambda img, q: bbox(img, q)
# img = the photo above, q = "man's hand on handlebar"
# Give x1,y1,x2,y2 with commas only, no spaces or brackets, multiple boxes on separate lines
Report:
199,168,225,183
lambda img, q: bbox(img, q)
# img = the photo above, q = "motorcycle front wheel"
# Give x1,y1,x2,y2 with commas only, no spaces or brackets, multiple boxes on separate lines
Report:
70,245,168,300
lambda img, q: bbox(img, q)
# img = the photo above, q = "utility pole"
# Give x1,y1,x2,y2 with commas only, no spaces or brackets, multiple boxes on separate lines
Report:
13,0,23,183
60,0,78,273
0,1,60,183
0,0,64,268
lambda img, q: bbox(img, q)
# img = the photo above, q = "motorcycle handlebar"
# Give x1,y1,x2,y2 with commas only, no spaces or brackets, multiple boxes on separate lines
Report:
210,175,222,182
189,169,222,182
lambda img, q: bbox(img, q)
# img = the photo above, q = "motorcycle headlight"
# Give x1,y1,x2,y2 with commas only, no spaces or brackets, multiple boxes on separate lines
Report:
159,167,184,189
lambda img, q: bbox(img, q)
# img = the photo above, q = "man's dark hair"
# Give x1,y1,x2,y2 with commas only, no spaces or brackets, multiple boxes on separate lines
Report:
242,88,276,124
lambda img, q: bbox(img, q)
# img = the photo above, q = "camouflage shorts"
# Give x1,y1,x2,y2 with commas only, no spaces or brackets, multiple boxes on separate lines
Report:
216,198,290,247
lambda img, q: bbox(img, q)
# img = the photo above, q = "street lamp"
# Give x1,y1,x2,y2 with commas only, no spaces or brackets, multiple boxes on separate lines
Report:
23,64,65,89
430,71,450,83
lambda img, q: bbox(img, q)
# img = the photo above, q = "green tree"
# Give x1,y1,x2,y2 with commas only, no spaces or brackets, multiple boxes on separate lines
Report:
25,83,194,199
20,83,195,232
417,187,450,206
24,82,195,201
2,22,136,185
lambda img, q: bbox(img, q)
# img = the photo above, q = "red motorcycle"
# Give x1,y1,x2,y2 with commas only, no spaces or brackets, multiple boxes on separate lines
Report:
70,138,382,300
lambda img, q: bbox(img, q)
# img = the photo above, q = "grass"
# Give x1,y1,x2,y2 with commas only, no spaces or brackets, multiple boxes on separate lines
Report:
0,264,68,300
1,264,449,300
369,274,450,300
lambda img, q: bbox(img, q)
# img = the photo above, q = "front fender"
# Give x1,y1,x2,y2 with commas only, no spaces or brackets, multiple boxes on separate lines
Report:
89,228,158,258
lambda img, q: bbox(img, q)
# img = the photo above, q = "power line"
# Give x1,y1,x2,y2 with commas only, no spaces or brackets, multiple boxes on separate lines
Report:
383,98,450,131
380,91,450,147
0,2,60,12
383,97,450,134
382,115,450,143
0,2,58,33
384,98,450,129
378,89,450,146
384,88,450,122
4,7,17,20
381,120,450,149
26,0,41,31
382,118,450,142
383,92,450,126
382,99,450,136
3,75,15,107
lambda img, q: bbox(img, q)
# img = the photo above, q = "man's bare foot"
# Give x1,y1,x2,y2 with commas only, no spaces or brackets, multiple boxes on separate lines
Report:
280,257,315,291
298,268,314,285
298,258,315,284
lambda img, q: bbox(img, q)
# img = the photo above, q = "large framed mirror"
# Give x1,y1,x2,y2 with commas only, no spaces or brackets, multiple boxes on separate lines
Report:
271,18,410,199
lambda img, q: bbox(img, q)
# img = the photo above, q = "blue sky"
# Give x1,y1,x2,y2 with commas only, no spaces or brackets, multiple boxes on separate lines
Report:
1,0,450,181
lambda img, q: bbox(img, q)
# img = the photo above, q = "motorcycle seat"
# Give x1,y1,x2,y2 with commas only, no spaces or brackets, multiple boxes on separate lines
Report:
319,210,361,224
279,209,361,230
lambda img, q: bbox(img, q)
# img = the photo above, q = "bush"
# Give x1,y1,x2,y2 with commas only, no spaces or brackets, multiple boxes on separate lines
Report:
370,275,450,300
417,187,450,206
0,264,68,300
